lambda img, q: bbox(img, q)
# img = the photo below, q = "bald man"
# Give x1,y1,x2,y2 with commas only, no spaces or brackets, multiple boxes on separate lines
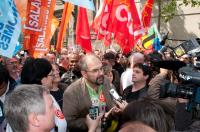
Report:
63,54,114,132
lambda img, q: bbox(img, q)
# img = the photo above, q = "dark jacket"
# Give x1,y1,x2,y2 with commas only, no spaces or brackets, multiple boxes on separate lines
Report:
175,103,200,132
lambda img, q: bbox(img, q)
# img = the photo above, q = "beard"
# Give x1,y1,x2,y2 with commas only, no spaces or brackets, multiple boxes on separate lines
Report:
95,75,104,85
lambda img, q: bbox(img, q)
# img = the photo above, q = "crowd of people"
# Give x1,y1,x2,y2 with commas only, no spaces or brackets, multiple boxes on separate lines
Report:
0,47,199,132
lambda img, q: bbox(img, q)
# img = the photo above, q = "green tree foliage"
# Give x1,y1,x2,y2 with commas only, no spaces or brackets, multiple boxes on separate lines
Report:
159,0,200,22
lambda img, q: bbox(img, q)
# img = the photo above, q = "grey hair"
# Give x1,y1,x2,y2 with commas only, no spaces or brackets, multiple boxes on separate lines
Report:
4,84,50,132
78,53,100,71
129,52,144,63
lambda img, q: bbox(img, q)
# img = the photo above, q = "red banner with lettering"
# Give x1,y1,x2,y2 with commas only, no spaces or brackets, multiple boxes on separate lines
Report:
91,0,113,42
92,0,143,54
23,0,56,57
108,0,144,54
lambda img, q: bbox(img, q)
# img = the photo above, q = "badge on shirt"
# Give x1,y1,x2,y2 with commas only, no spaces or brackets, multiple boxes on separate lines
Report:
91,97,99,106
55,109,65,119
99,93,106,102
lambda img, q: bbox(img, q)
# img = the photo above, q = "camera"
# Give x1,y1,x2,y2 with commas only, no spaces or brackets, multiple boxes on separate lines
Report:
157,38,200,112
159,62,200,111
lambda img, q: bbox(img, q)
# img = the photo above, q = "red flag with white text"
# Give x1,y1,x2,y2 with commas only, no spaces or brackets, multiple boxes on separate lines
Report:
23,0,56,57
107,0,144,54
91,0,113,43
92,0,143,54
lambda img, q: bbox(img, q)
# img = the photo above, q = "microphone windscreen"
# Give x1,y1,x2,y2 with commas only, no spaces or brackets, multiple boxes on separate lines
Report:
154,60,186,70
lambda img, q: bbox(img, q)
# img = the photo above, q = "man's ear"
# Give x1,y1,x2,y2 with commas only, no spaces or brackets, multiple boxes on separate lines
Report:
81,71,87,78
29,113,40,127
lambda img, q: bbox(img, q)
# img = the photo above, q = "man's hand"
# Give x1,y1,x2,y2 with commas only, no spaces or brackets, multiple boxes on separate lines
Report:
178,98,188,103
86,114,103,132
113,100,128,113
159,68,168,77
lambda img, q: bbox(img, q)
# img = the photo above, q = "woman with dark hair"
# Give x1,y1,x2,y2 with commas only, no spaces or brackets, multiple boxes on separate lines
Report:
21,57,53,86
50,63,64,109
20,58,67,132
121,98,174,132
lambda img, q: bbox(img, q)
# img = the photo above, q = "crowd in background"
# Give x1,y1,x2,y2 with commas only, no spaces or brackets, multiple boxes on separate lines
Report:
0,47,199,132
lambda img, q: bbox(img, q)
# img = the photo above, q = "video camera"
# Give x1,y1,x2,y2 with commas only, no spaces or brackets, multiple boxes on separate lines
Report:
158,38,200,112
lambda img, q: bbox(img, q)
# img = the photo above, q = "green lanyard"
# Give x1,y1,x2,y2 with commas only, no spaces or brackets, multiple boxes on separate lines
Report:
87,84,103,97
87,84,107,113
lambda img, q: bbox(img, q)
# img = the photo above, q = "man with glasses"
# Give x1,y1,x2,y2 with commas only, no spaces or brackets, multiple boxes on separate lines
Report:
3,57,21,82
63,54,115,132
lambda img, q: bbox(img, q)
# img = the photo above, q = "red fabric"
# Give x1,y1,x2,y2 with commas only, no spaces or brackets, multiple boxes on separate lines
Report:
76,7,92,53
141,0,154,29
91,0,144,54
107,0,143,54
23,0,56,57
91,0,113,45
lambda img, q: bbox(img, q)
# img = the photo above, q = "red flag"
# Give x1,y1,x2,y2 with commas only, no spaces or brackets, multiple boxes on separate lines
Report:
76,7,92,53
107,0,143,54
91,0,144,54
91,0,113,43
141,0,154,29
56,3,74,53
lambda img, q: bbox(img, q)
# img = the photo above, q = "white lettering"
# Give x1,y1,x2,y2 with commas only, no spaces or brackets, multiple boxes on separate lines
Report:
24,0,41,31
115,4,134,35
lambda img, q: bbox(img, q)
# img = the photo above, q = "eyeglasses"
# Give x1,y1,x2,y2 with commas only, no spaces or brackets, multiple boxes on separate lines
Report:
6,61,19,65
86,67,104,73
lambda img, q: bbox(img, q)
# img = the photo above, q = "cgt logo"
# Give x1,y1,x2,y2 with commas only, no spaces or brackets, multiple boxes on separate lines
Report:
115,4,134,35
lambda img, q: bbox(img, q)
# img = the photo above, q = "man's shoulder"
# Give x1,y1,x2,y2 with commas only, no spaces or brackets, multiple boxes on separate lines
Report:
64,78,84,94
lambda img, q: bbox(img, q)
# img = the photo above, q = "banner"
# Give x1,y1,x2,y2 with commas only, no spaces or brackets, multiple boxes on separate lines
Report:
136,24,161,54
63,0,95,11
56,3,74,53
0,0,22,58
108,0,144,54
91,0,144,54
76,7,92,53
91,0,113,46
23,0,56,57
14,0,28,31
50,16,59,43
23,0,44,51
141,0,154,29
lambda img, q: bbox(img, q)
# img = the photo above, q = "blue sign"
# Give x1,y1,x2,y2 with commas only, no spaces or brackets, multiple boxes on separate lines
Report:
0,0,21,58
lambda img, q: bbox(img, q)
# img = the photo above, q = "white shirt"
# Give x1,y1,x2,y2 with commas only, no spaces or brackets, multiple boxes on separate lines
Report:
120,68,133,90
